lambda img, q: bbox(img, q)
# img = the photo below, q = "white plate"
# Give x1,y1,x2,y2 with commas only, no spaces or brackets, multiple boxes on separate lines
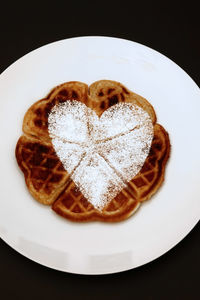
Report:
0,36,199,275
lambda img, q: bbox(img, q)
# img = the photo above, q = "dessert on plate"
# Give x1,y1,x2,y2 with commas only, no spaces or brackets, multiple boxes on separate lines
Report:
16,80,170,222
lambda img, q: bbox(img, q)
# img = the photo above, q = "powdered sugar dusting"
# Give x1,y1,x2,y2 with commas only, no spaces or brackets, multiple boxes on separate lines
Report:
50,140,86,174
72,153,126,210
48,101,94,143
48,100,153,210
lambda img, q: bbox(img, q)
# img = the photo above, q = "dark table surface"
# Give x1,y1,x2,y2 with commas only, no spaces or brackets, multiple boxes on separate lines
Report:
0,2,199,299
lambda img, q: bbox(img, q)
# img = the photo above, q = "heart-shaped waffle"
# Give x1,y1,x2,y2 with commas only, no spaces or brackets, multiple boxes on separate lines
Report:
16,80,170,222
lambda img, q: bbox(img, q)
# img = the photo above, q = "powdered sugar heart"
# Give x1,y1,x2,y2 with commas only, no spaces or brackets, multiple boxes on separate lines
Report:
48,100,153,210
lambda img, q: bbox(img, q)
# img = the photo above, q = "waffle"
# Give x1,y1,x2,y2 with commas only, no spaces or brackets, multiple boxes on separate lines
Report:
16,80,170,222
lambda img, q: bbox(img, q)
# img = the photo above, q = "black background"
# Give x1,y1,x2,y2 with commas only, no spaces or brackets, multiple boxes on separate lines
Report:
0,2,199,299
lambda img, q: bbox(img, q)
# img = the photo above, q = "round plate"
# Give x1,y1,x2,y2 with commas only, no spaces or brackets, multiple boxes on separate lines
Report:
0,36,199,275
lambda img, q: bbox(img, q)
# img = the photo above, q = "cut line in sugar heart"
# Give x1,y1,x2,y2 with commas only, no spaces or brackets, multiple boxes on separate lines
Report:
48,100,154,210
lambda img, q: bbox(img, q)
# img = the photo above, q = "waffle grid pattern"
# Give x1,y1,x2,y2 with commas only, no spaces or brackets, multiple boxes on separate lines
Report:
17,137,69,199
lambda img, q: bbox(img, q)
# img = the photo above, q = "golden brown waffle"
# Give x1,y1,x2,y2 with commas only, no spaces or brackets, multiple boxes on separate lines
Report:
16,80,170,222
